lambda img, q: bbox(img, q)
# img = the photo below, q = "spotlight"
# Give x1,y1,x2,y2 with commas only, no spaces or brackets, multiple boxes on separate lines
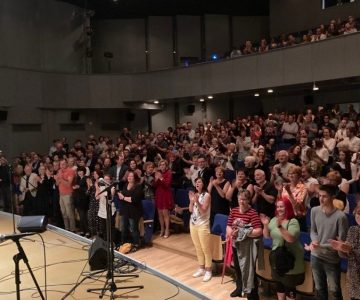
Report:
313,82,319,91
267,89,273,94
254,93,260,97
207,95,213,99
211,53,218,60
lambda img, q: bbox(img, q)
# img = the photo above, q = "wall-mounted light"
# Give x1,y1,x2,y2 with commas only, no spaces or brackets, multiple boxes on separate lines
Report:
207,95,213,99
254,93,260,97
199,98,205,102
267,89,273,94
154,100,159,104
313,82,319,91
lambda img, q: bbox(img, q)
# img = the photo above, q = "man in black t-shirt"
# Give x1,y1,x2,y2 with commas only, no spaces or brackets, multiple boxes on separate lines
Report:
252,169,277,218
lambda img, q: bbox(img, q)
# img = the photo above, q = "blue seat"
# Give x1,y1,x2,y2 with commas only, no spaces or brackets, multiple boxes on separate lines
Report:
224,169,236,182
142,199,155,244
299,231,311,261
347,194,358,214
306,208,311,230
346,213,356,226
262,237,272,250
211,214,228,241
340,258,348,273
349,182,358,194
174,189,190,208
174,189,190,229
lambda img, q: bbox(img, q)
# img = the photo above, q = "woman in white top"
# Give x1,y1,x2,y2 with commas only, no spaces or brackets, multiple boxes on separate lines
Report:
189,177,212,282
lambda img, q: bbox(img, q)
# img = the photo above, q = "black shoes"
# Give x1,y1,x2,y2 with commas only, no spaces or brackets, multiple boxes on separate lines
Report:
230,288,242,298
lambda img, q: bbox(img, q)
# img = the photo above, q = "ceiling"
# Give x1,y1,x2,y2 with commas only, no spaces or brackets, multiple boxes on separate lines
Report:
59,0,269,19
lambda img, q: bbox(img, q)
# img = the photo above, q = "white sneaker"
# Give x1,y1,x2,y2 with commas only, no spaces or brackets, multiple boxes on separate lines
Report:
192,268,205,278
202,271,212,282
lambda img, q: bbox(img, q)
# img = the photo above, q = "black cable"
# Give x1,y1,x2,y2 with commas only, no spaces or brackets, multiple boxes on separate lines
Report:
36,233,47,300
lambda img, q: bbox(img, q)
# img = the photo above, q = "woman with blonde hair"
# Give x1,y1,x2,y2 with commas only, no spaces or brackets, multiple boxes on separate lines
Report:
275,165,308,231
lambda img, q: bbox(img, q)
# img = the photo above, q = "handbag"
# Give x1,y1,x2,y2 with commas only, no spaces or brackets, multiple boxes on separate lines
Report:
269,220,295,277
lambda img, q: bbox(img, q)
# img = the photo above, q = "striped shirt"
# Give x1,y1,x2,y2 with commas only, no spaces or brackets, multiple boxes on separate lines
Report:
227,207,262,229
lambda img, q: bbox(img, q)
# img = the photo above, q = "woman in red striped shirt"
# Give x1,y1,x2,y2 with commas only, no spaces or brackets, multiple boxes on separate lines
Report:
226,189,262,299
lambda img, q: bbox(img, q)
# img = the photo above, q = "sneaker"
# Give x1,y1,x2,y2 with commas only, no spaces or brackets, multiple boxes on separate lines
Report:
192,268,205,278
202,271,212,282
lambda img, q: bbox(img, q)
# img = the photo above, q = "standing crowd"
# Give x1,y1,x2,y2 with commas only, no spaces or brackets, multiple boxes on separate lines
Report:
0,103,359,299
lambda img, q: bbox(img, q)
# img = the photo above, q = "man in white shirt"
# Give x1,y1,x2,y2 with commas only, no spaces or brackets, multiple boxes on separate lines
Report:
344,127,360,153
281,115,298,145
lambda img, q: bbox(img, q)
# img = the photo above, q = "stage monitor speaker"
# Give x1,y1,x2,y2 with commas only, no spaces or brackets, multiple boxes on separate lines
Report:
187,104,195,114
0,110,8,121
71,111,80,121
304,95,314,105
89,237,108,271
17,215,47,233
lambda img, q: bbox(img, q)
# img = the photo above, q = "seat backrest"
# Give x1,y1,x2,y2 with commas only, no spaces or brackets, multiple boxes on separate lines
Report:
347,193,358,214
142,199,155,220
175,189,190,208
224,169,236,182
211,214,228,241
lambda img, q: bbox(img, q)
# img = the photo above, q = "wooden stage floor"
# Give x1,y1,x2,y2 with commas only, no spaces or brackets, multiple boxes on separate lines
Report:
0,212,204,300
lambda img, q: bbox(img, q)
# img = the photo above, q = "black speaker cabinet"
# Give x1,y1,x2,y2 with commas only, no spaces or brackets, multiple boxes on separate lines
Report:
70,111,80,121
0,110,8,121
187,104,195,114
89,237,108,271
17,215,47,233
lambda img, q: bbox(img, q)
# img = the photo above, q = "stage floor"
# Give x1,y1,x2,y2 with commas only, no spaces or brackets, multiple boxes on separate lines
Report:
0,212,204,300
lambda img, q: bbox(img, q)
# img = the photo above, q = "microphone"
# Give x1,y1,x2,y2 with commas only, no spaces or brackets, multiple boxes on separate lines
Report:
99,178,120,186
0,232,36,243
98,178,110,186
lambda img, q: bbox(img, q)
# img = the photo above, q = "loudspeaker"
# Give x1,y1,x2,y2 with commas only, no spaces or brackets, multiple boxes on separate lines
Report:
304,95,314,105
0,110,8,121
70,111,80,121
17,216,47,233
89,237,107,271
126,112,135,122
187,104,195,114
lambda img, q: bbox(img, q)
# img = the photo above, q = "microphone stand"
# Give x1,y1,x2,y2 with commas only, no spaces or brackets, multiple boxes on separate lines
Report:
10,234,45,300
9,164,16,233
62,181,143,300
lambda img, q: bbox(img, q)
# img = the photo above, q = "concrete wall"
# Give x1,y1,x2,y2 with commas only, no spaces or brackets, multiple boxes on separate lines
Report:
232,16,270,47
92,19,146,73
269,0,360,36
0,0,86,72
92,14,270,71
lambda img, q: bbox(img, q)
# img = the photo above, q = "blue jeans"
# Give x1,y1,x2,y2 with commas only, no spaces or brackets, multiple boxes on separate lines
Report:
311,255,342,300
120,216,140,246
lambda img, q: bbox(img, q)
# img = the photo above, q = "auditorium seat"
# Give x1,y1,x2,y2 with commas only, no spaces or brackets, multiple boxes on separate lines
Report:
142,199,155,244
174,189,190,229
211,214,228,241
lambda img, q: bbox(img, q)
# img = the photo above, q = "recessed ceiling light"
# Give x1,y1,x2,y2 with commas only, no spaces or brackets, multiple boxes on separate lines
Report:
207,95,213,99
254,93,260,97
267,89,273,93
154,100,159,104
199,98,205,102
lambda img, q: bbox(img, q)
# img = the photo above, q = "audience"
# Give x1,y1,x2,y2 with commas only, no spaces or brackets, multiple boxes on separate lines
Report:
0,102,359,298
